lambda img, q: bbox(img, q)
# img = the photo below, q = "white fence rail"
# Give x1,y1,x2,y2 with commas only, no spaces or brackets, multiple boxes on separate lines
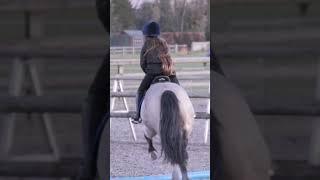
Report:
110,44,188,56
110,56,210,74
110,56,210,65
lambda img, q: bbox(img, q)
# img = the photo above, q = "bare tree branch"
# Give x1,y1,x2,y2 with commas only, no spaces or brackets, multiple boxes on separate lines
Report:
180,0,187,32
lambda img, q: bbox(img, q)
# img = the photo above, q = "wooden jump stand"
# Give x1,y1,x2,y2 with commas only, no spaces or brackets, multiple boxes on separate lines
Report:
110,65,137,141
1,58,60,162
0,10,60,163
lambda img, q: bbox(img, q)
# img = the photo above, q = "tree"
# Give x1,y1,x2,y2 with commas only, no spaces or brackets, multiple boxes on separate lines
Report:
179,0,187,32
158,0,175,32
132,0,209,35
182,0,208,32
205,0,210,40
110,0,135,32
135,2,160,30
173,0,208,33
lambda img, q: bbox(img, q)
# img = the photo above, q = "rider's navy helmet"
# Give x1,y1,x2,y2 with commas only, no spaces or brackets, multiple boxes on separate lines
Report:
142,21,160,37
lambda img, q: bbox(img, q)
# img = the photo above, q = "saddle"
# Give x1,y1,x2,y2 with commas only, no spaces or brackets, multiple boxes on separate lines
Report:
151,75,171,84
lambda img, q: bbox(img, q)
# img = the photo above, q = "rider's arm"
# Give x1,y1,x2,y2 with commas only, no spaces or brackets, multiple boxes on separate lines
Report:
140,45,147,73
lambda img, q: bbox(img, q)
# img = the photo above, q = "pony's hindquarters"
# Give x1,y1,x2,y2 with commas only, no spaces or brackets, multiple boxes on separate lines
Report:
160,90,189,180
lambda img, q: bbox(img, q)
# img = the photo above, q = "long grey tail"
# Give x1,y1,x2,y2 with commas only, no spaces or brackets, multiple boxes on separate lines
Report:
160,90,188,177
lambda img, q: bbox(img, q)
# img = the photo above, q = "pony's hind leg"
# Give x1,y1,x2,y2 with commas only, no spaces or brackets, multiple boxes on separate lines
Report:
144,134,157,160
172,164,189,180
180,164,189,180
144,127,157,160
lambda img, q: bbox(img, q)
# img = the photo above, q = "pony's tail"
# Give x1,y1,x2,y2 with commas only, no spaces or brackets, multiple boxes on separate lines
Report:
160,90,188,175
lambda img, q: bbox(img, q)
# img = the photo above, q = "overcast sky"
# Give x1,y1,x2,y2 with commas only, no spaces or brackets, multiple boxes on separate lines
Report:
129,0,196,9
129,0,154,9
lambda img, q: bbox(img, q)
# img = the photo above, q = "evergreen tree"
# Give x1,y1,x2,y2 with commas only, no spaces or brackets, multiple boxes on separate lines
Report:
111,0,135,32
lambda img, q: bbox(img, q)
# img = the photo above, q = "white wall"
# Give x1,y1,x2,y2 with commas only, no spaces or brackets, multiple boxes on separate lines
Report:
191,41,210,51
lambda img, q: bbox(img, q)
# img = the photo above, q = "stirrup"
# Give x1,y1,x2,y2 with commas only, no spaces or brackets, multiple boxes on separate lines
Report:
131,116,142,124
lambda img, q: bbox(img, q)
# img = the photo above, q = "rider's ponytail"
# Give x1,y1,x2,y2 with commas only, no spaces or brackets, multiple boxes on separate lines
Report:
158,38,175,76
142,37,175,76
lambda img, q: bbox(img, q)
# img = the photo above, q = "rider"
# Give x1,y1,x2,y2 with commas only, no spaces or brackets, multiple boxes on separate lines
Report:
132,21,180,123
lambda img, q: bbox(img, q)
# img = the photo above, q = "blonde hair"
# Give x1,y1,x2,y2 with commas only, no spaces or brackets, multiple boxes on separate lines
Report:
143,37,175,76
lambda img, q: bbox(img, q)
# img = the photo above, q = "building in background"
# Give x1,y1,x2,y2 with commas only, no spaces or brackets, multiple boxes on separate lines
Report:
191,41,210,52
111,30,144,47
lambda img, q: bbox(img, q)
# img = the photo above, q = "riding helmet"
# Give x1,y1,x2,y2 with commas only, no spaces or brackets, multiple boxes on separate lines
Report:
142,21,160,37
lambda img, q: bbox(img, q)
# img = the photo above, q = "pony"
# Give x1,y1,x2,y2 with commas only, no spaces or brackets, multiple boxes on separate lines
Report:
140,77,195,180
212,51,273,180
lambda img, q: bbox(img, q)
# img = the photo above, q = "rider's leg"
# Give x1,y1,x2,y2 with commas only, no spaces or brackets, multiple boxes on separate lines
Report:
133,90,145,122
132,74,155,122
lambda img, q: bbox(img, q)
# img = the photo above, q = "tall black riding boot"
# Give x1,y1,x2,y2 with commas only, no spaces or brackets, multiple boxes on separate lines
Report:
132,91,144,123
